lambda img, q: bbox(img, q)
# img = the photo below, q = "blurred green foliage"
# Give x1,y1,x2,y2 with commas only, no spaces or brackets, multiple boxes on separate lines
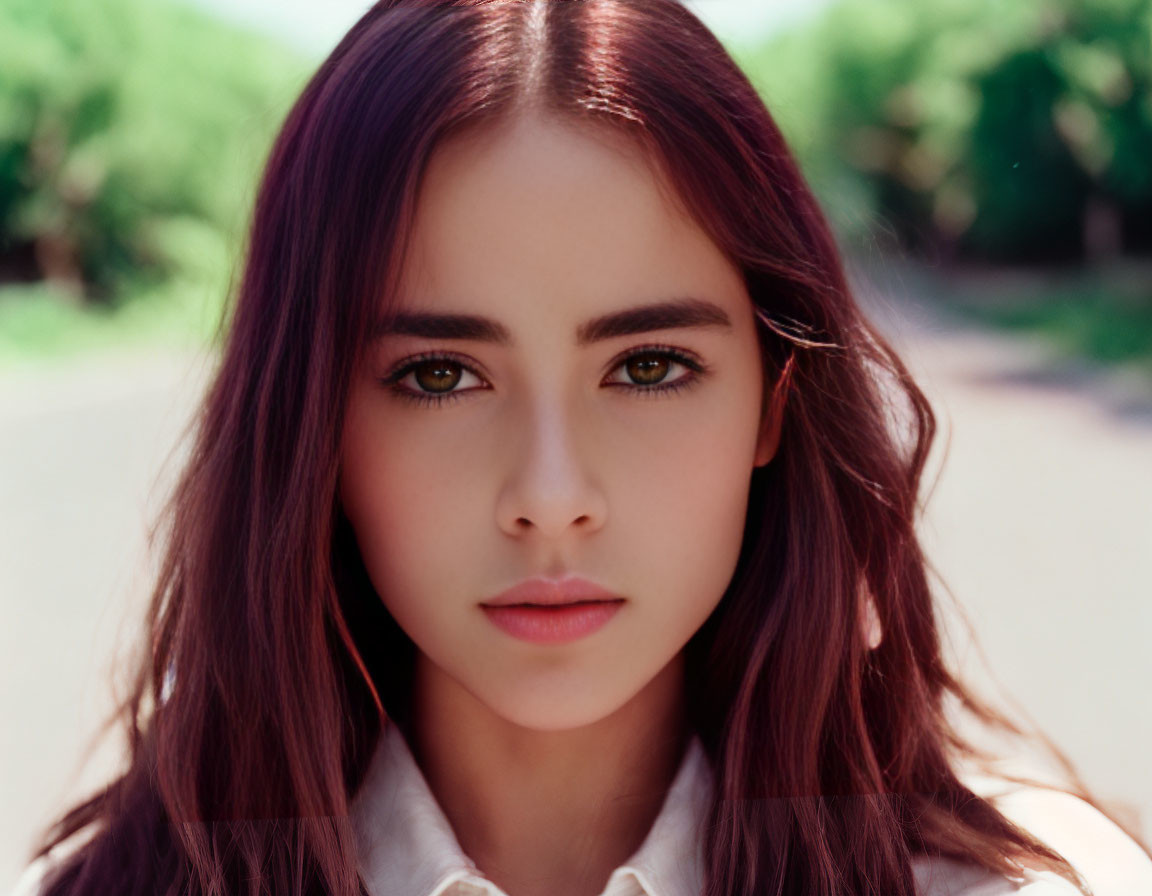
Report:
956,272,1152,367
743,0,1152,264
0,0,309,359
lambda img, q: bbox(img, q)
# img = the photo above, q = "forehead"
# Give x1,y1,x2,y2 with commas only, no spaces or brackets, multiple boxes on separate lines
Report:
395,113,748,324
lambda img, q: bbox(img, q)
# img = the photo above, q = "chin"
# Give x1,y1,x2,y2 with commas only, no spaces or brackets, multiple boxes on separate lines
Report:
479,677,646,733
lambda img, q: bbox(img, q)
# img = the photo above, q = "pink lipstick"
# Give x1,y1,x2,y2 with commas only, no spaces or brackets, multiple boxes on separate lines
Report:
480,576,625,645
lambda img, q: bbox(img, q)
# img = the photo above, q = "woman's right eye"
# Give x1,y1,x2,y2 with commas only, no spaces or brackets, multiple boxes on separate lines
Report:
380,353,488,408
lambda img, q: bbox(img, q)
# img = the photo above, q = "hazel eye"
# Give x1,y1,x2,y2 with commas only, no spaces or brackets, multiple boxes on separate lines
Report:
405,358,476,394
612,352,678,387
602,346,707,397
381,353,488,407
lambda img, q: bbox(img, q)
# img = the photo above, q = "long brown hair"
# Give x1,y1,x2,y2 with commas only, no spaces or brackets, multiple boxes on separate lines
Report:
23,2,1148,894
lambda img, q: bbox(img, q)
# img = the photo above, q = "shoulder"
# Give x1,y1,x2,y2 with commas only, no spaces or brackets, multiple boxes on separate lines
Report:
989,784,1152,894
8,831,91,896
914,781,1152,896
912,854,1085,895
9,854,54,896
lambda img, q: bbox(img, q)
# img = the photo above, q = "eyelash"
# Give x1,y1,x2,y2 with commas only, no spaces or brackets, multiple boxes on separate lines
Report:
379,344,709,409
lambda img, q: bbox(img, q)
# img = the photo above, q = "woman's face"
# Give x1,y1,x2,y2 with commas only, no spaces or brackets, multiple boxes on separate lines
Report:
340,113,780,731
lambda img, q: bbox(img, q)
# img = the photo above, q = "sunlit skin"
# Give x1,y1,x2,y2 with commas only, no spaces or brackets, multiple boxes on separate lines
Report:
339,112,785,896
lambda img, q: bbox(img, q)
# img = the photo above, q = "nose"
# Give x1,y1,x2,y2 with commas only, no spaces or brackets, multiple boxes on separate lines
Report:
495,398,608,539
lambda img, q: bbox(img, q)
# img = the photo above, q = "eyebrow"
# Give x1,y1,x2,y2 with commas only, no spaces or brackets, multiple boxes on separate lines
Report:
371,297,732,347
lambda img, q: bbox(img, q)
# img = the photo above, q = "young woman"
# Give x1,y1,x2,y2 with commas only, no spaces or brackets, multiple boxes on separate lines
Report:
12,1,1152,895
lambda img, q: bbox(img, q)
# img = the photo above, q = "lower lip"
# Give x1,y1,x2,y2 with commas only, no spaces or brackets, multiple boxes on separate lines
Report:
480,600,624,644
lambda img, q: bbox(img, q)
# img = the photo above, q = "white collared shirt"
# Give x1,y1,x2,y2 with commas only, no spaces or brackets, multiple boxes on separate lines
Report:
351,722,711,896
12,724,1152,896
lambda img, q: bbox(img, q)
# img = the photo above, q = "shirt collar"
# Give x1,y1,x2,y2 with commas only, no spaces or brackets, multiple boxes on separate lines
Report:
351,721,713,896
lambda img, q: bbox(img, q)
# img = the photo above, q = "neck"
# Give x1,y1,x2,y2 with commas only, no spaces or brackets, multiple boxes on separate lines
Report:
409,652,689,896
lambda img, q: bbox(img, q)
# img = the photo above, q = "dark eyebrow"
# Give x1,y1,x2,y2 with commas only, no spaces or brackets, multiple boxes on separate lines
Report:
372,297,732,347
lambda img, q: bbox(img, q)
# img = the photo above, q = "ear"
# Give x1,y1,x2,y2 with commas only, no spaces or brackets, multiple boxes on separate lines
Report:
860,587,883,650
754,354,794,468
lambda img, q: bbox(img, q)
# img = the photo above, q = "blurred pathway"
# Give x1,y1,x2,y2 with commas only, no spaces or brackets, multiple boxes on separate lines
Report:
0,347,213,890
853,260,1152,842
2,283,1151,887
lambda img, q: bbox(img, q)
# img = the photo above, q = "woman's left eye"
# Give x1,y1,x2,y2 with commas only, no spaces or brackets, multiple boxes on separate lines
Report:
380,345,708,408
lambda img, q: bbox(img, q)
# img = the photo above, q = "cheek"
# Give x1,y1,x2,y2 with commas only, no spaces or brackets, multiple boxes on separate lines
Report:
338,400,473,600
615,393,759,617
664,435,753,569
339,412,500,665
620,386,760,527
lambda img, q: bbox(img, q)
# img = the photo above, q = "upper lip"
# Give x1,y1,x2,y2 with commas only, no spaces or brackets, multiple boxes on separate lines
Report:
480,575,625,607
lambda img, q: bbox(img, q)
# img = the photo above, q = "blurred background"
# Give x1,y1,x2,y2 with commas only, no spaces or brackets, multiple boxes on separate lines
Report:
1,0,1150,889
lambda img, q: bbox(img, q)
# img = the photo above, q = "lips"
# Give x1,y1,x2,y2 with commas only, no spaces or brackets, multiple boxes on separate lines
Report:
481,600,624,644
480,575,624,608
